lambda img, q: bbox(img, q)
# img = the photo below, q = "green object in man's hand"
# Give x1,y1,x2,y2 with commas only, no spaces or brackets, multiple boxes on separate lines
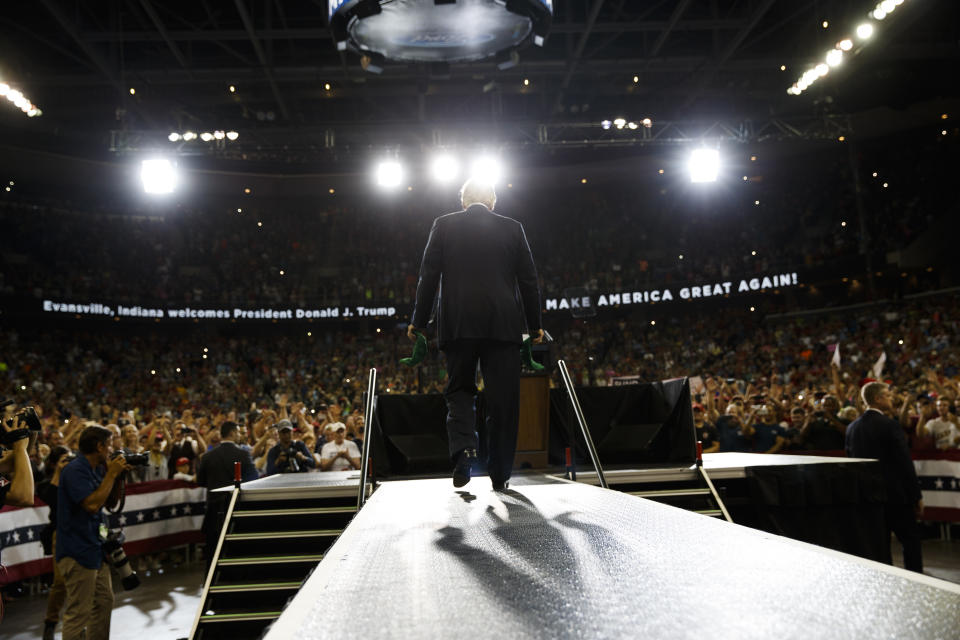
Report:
521,337,544,371
400,332,428,366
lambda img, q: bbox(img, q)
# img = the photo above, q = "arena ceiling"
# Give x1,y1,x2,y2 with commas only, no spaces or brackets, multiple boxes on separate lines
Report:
0,0,957,167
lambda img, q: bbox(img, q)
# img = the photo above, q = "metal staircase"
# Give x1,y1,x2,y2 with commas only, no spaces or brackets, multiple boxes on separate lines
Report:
192,495,356,639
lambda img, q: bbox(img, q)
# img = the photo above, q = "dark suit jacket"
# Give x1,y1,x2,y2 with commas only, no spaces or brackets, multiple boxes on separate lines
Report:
845,409,921,506
411,204,541,347
196,441,258,497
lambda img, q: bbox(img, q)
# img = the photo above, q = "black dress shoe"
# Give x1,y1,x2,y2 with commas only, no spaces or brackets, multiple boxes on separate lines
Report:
492,480,510,492
453,448,477,488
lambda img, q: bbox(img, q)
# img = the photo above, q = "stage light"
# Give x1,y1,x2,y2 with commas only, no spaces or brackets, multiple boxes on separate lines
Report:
754,200,760,205
0,83,7,96
743,175,748,181
229,85,236,93
613,118,626,129
780,65,787,71
129,88,136,95
140,159,177,195
815,63,829,77
244,187,251,194
183,131,197,141
872,172,878,177
839,39,853,51
688,148,719,183
200,132,214,142
214,130,225,140
751,250,757,256
942,130,948,136
880,0,896,12
838,135,846,142
872,9,886,20
898,339,904,345
204,348,208,353
523,78,529,86
822,20,829,28
633,75,638,83
642,118,653,128
856,23,874,39
750,306,755,312
650,320,656,326
600,120,611,129
226,131,239,140
581,178,587,184
176,368,181,373
280,270,285,276
376,160,404,188
257,221,263,227
841,221,847,227
431,154,460,183
826,49,843,67
237,208,242,213
329,188,336,194
168,132,181,142
627,122,638,130
942,113,949,120
150,369,156,375
470,156,503,185
883,182,888,188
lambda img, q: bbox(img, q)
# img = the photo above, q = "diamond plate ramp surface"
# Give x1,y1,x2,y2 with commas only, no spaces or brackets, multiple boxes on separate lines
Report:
266,477,960,640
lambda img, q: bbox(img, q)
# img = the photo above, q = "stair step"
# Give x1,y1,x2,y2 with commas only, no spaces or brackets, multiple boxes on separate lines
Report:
233,506,356,517
209,581,302,593
218,553,324,566
199,610,283,623
629,488,712,498
224,529,342,541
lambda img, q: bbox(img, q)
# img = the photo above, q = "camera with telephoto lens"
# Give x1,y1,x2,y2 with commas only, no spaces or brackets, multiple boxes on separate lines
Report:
111,450,149,467
278,446,300,473
102,529,140,590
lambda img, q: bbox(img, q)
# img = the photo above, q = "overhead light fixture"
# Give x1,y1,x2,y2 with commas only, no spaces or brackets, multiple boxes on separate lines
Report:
430,154,460,183
226,131,239,140
182,131,197,141
141,159,177,195
470,156,503,185
838,39,853,51
688,148,720,183
200,132,215,142
0,82,42,117
856,23,874,39
825,49,843,67
213,130,225,140
600,120,612,130
641,117,653,128
168,132,181,142
375,160,403,188
613,117,626,129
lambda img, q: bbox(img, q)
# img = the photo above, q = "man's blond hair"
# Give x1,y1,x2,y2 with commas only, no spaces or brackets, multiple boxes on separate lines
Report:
460,178,496,209
861,381,888,407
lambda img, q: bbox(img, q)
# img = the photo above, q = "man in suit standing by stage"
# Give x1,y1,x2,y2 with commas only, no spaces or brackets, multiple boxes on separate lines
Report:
196,421,257,570
409,178,543,491
846,382,924,572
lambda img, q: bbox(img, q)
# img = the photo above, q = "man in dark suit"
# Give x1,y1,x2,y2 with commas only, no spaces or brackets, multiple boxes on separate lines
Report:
409,178,543,491
845,382,924,572
196,421,258,570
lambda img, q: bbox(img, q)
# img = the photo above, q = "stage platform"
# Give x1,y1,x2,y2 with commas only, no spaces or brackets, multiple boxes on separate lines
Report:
264,474,960,640
567,451,871,484
212,469,364,500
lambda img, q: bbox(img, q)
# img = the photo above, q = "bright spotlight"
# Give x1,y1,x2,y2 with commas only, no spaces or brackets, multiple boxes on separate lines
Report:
183,131,197,141
430,155,460,183
226,131,239,141
689,148,719,183
613,118,626,129
826,49,843,67
839,39,853,51
815,63,829,77
168,132,181,142
213,130,225,140
471,156,503,185
600,120,612,130
200,132,214,142
375,161,403,188
141,159,177,194
856,23,874,39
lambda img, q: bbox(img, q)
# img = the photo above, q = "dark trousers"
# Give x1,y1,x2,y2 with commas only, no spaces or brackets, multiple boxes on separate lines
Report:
203,495,229,572
443,339,520,484
882,504,923,573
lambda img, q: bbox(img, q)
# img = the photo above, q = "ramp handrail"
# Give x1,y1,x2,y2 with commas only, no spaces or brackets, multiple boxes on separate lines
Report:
697,466,733,523
557,359,607,489
357,367,377,510
188,463,243,639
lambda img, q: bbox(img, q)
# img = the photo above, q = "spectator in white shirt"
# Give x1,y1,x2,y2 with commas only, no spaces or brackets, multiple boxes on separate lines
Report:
319,425,361,471
922,397,960,450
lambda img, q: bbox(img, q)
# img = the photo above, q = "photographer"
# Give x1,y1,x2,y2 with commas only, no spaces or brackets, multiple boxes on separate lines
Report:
266,420,315,475
167,420,205,478
56,425,132,640
36,447,72,640
0,403,41,506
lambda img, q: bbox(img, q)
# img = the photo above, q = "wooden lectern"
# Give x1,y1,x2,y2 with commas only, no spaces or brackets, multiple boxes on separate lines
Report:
515,373,551,469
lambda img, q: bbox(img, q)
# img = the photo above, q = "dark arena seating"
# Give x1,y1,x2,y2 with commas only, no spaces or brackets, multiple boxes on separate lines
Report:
1,1,960,638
